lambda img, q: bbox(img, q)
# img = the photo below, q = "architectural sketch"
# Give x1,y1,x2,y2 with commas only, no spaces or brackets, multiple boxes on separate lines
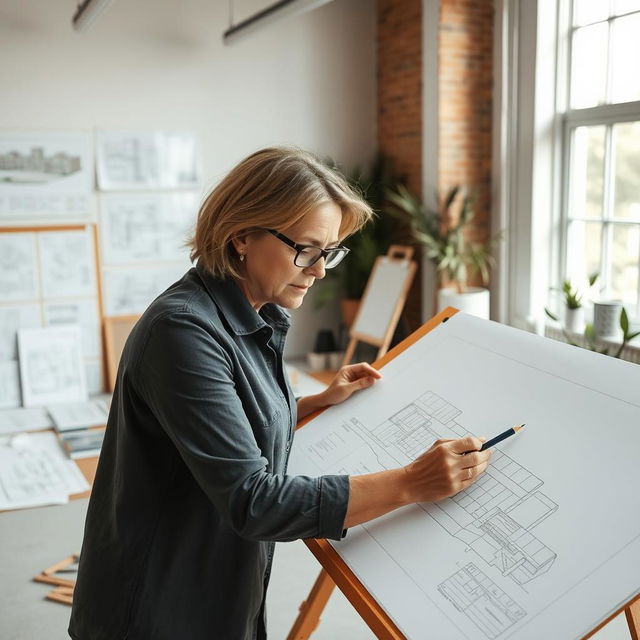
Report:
96,131,201,190
103,264,187,315
17,326,87,407
0,304,42,360
0,233,39,301
0,132,92,218
438,563,526,639
0,147,81,183
349,391,558,587
38,230,96,298
288,312,640,639
99,192,196,264
43,299,101,359
0,360,21,409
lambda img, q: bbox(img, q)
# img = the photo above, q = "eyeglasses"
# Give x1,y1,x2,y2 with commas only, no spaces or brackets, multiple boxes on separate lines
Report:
265,229,349,269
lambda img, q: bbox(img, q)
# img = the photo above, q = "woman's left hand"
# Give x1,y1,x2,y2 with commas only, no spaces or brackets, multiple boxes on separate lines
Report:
321,362,382,406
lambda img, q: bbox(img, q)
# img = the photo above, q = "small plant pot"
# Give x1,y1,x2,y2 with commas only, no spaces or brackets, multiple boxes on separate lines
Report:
437,287,490,319
306,352,327,372
593,301,623,338
564,307,584,334
327,351,345,370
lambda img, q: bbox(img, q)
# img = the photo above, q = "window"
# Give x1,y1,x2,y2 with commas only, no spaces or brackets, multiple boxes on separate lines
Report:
561,0,640,320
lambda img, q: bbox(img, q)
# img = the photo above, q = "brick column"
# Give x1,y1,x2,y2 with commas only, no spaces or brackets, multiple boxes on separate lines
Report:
377,0,423,330
438,0,494,286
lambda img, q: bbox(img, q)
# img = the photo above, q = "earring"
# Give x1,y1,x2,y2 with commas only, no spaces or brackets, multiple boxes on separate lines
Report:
239,254,245,262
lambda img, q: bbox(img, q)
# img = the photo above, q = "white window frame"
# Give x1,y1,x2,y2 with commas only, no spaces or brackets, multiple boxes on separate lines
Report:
559,1,640,323
493,0,640,334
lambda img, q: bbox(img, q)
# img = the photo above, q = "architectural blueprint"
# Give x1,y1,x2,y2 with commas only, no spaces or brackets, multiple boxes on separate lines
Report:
288,313,640,639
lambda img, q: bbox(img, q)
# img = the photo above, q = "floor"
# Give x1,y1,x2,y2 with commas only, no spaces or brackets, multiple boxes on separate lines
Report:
0,499,633,639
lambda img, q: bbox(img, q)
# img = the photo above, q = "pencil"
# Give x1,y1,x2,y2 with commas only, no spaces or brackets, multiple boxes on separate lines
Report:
479,424,526,451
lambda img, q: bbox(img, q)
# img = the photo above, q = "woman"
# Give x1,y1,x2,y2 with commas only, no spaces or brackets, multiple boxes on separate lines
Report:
69,147,490,640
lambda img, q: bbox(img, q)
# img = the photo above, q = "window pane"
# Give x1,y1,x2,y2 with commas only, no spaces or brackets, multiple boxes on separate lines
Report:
570,126,605,219
613,0,640,16
574,0,610,26
610,224,639,307
610,14,640,103
571,23,608,108
566,221,602,288
613,121,640,221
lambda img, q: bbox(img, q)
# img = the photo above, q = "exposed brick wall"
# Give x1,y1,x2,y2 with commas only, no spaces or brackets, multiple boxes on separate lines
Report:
377,0,423,330
375,0,494,321
438,0,494,286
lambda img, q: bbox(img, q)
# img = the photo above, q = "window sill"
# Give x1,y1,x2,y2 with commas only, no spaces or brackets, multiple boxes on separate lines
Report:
543,322,640,365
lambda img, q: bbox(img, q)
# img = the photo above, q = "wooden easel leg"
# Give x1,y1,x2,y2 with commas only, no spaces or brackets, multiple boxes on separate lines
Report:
287,569,336,640
626,599,640,640
342,339,357,368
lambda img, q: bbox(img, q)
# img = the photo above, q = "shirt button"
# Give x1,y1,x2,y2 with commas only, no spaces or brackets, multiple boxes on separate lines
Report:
285,442,291,452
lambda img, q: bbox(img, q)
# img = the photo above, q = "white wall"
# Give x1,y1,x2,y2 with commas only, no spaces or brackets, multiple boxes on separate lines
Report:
0,0,377,358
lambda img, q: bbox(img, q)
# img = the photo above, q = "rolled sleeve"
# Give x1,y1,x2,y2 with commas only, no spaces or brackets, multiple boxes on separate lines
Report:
317,474,350,541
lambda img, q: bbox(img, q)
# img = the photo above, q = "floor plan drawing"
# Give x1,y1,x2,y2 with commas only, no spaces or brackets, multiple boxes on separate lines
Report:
438,563,526,639
348,390,558,588
288,312,640,639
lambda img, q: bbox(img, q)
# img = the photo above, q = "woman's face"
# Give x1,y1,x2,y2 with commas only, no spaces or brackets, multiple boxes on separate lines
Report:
233,201,342,310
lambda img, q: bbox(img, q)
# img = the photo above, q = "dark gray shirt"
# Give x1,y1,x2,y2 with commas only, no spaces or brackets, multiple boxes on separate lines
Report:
69,263,349,640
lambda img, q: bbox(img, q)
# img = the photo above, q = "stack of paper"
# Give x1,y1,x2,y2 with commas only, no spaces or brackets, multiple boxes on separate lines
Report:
0,432,89,511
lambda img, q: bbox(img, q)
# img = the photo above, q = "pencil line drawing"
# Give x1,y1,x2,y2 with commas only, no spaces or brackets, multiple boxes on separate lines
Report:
438,563,527,639
348,391,558,586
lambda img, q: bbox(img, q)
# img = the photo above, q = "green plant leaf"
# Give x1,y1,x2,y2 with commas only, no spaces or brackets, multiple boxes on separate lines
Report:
544,307,559,321
620,307,629,334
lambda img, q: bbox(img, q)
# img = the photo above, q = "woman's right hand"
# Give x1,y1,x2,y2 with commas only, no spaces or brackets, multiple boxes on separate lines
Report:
403,436,491,503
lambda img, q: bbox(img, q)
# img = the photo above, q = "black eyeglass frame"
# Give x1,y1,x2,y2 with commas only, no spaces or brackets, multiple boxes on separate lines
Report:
265,229,350,269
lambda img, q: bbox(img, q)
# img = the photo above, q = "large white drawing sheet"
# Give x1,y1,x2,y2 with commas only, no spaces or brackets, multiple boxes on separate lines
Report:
288,312,640,640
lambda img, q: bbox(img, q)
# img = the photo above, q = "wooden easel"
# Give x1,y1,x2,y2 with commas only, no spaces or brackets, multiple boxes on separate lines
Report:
289,308,640,640
342,245,416,367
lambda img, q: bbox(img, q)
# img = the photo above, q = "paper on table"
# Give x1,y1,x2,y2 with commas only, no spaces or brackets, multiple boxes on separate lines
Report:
0,406,53,435
47,399,109,431
284,363,327,398
289,312,640,640
0,431,89,511
0,360,21,409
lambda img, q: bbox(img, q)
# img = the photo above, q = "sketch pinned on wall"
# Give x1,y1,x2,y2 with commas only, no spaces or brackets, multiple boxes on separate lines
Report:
0,360,21,409
17,325,87,407
96,131,201,190
0,304,42,360
0,132,93,220
102,263,188,316
43,299,101,359
38,229,97,298
99,192,197,265
0,233,40,301
84,360,103,396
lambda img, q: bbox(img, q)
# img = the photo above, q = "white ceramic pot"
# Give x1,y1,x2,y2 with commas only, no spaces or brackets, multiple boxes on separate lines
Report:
593,301,623,338
306,352,327,372
437,287,490,319
564,306,584,334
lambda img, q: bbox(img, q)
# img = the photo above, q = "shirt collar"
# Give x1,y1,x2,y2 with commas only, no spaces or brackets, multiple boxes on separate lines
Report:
195,262,291,336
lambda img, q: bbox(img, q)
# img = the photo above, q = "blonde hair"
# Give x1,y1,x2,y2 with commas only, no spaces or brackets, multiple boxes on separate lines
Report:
188,147,373,278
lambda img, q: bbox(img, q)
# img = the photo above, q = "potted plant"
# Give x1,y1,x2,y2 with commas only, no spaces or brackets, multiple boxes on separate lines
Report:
385,183,501,319
544,274,598,334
